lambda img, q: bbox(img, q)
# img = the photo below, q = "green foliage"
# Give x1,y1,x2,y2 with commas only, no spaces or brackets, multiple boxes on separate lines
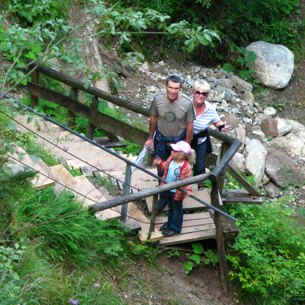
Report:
65,165,82,177
212,0,301,49
89,0,220,57
11,245,124,305
227,199,305,305
273,100,287,112
89,174,120,196
224,172,258,191
116,140,141,156
9,0,69,24
203,249,218,267
183,243,218,274
167,21,220,53
222,45,257,82
128,240,159,264
0,244,25,305
0,0,72,93
12,187,127,266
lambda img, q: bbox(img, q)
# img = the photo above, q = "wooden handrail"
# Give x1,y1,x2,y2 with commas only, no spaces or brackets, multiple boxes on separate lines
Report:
29,63,149,116
90,173,211,212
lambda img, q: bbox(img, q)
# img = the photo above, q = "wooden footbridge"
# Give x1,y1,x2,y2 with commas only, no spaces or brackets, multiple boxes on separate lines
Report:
12,62,263,290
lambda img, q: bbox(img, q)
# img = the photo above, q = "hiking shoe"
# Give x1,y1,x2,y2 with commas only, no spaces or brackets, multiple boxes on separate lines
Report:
162,230,177,237
160,223,168,231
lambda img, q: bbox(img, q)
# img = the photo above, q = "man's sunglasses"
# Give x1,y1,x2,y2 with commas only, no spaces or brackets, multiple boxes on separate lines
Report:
195,91,208,96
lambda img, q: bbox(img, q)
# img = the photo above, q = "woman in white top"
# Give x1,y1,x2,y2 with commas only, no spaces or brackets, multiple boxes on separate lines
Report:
191,79,227,177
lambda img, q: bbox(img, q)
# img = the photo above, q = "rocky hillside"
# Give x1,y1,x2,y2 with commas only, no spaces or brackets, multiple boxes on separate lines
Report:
115,59,305,206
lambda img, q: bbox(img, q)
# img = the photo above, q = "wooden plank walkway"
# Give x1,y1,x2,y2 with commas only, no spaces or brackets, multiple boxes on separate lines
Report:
156,212,216,245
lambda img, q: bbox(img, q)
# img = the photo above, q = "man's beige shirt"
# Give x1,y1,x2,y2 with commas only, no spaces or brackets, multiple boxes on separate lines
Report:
149,92,195,137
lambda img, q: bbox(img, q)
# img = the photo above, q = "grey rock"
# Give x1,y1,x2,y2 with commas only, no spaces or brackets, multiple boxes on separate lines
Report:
224,113,240,129
246,41,294,89
265,148,305,187
209,87,226,102
241,91,255,104
264,107,277,117
272,132,305,158
230,152,246,172
230,75,253,93
245,139,267,183
264,182,282,198
252,126,266,140
233,124,247,150
216,78,234,89
224,88,237,102
277,117,292,136
261,117,278,137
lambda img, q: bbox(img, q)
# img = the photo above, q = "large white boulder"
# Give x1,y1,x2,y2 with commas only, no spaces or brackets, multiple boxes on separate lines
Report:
246,41,294,89
245,139,267,183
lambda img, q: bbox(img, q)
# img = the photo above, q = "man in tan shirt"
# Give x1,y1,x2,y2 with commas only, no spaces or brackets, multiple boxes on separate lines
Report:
145,75,194,161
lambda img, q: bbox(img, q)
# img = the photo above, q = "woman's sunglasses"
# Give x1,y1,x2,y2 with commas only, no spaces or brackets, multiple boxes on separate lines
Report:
195,91,208,96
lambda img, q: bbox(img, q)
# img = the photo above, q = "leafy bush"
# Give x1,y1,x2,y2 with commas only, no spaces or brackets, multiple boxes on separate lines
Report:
0,244,25,305
183,243,218,274
11,186,127,266
227,198,305,305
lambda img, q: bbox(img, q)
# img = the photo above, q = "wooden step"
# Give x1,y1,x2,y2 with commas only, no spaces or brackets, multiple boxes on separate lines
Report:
49,165,120,220
7,147,55,189
73,175,120,220
139,212,216,245
158,212,216,245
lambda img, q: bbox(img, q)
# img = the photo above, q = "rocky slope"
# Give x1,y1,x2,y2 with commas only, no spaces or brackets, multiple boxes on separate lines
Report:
115,60,305,206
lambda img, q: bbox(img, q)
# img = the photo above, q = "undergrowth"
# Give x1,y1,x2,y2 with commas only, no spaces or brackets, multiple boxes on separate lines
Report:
226,197,305,305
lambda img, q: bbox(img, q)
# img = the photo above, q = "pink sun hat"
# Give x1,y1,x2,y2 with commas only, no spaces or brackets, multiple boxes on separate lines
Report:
170,141,192,154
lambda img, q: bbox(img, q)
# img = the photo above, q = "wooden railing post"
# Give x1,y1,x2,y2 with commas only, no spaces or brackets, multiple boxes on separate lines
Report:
211,176,229,293
30,70,39,107
217,142,230,195
148,194,158,236
121,163,132,223
68,88,78,126
86,96,99,139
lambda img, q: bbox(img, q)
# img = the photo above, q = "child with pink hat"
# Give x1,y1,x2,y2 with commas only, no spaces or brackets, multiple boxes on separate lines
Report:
153,141,194,237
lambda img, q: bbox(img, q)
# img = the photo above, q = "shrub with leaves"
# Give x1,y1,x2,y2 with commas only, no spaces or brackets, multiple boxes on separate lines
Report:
11,186,127,266
227,198,305,305
0,244,25,305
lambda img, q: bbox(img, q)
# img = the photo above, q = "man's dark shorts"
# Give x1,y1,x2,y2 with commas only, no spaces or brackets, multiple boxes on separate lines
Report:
154,129,186,161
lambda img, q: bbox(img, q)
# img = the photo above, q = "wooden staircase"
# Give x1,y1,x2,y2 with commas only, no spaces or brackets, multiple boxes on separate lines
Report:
11,116,239,246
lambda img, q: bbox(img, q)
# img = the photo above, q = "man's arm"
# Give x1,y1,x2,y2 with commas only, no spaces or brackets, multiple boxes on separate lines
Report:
145,115,158,147
185,121,193,144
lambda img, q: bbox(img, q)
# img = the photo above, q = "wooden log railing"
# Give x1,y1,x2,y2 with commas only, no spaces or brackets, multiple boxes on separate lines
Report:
24,63,262,292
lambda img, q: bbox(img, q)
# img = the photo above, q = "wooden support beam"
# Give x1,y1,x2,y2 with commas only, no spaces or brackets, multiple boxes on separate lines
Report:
68,88,78,126
210,177,229,293
222,189,263,204
227,165,261,196
90,173,211,212
26,83,148,146
30,63,149,116
218,143,230,194
87,96,99,139
30,70,39,107
211,139,241,179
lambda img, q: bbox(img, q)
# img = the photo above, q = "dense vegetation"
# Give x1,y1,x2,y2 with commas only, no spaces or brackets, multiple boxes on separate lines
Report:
227,200,305,305
1,0,304,94
1,1,305,304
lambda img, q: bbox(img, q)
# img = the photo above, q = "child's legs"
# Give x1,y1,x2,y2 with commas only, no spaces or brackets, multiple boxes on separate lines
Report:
156,191,170,213
168,195,183,233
